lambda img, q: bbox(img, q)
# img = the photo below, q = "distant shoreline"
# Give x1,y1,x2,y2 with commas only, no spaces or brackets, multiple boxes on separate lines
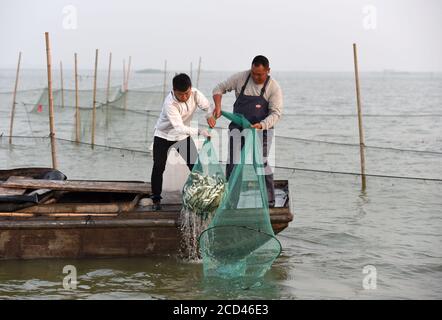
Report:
136,69,163,74
0,68,441,74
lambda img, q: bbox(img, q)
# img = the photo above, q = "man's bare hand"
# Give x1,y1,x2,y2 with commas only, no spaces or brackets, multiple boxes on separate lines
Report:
212,94,222,119
199,129,211,139
207,116,216,128
213,107,221,119
251,123,263,130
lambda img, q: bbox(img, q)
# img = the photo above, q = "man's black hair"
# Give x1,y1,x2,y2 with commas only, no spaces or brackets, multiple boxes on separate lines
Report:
252,55,270,68
173,73,192,92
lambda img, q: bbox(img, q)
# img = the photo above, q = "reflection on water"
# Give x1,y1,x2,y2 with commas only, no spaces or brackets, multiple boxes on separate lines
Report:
0,257,288,300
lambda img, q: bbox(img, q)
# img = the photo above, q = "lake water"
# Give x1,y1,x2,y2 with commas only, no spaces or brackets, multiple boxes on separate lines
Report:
0,69,441,299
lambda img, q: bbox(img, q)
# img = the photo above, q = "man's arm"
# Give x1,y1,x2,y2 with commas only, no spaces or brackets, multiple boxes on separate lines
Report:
254,82,283,130
165,103,199,136
194,89,216,128
212,71,244,119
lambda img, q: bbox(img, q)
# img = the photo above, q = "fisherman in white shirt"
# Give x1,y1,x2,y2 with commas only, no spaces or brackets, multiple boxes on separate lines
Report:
151,73,215,210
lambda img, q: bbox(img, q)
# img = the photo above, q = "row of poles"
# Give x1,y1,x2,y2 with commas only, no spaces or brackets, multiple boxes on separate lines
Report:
9,50,202,146
74,50,133,146
8,49,133,145
162,57,203,100
6,34,365,189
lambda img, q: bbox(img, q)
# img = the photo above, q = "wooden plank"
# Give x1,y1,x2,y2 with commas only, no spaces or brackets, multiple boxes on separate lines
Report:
159,180,289,205
17,203,131,214
0,213,34,217
0,213,118,218
0,187,26,196
16,193,141,214
0,219,176,229
1,177,151,194
0,176,31,196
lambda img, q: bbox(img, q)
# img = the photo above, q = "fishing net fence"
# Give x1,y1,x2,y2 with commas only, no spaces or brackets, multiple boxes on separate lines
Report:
0,86,441,182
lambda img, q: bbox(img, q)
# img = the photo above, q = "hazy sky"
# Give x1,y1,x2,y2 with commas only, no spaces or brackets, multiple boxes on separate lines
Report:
0,0,441,71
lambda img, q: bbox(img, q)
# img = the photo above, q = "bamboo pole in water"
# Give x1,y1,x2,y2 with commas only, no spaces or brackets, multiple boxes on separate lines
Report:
122,59,126,91
91,49,98,148
125,56,131,91
196,56,202,88
105,52,112,133
353,43,367,189
44,32,58,169
74,53,80,143
162,60,167,100
60,60,65,108
190,62,193,81
8,51,22,144
124,56,131,109
106,52,112,103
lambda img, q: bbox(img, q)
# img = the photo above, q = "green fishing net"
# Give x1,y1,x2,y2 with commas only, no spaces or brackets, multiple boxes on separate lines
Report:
180,132,226,260
198,111,281,279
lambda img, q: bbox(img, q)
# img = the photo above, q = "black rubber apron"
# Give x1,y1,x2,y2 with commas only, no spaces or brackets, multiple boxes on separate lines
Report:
226,73,275,205
229,73,271,130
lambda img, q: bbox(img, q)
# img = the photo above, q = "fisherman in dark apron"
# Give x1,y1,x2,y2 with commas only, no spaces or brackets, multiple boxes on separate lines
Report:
212,56,284,208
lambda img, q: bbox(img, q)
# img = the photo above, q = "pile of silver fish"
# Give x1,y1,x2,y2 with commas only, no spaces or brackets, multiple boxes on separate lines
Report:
182,172,226,220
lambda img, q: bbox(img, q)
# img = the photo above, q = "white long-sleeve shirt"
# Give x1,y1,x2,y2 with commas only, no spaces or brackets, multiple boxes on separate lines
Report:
154,88,213,141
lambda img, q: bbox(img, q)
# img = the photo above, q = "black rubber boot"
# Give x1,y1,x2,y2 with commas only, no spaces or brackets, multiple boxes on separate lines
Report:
152,199,162,211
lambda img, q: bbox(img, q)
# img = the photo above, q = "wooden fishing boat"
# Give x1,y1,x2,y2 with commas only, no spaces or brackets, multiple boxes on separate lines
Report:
0,168,293,260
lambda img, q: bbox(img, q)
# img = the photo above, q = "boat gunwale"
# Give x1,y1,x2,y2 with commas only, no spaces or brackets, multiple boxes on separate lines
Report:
0,174,293,233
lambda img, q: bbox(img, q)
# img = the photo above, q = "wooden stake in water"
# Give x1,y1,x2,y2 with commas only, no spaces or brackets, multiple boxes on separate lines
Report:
124,56,131,110
8,51,22,144
125,56,131,91
106,52,112,103
190,62,193,81
44,32,58,169
122,59,126,91
60,61,65,108
91,48,98,148
353,43,366,189
162,60,167,100
196,56,202,88
105,52,112,133
74,53,80,143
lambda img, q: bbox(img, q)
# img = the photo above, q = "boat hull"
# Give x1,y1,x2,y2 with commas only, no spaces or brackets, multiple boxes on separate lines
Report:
0,168,293,260
0,209,292,260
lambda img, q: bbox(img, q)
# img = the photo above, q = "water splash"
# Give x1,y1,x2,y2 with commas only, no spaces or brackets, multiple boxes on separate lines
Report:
179,208,212,261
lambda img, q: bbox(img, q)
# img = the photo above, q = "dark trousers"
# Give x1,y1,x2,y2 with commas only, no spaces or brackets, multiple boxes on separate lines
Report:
226,129,275,206
151,136,197,201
